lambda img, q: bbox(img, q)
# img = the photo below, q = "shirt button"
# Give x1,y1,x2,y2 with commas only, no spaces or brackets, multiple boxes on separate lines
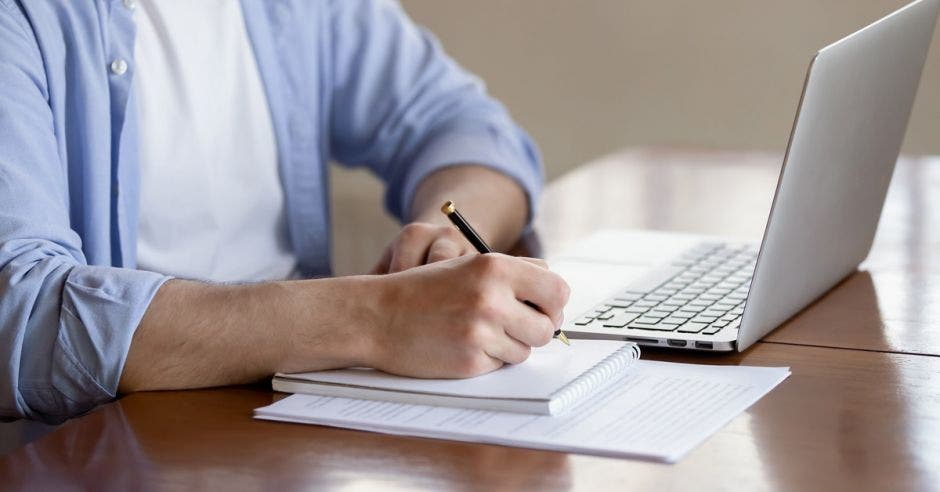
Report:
123,0,136,10
110,58,128,76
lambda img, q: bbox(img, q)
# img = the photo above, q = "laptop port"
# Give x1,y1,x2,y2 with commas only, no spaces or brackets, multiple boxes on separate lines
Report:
667,339,687,347
695,341,714,350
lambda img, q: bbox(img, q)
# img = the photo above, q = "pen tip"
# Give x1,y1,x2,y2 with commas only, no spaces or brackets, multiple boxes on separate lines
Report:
441,201,456,215
557,332,571,346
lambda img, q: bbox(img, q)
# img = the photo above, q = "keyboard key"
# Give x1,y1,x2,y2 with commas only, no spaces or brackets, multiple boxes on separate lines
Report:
623,266,684,294
615,293,643,302
679,305,706,313
702,325,723,335
662,316,689,325
689,299,713,307
635,316,664,324
627,321,677,331
677,322,708,333
669,310,695,319
701,309,728,318
647,309,675,318
607,300,633,308
574,317,595,326
691,315,718,324
651,305,678,313
644,294,668,302
603,313,639,328
633,300,658,308
596,312,615,320
624,306,650,314
661,298,686,307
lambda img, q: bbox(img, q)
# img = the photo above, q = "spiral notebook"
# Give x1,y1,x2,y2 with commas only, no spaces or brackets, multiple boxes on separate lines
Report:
272,340,640,415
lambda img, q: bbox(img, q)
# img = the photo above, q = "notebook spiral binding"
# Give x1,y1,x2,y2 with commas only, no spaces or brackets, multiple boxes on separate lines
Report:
549,343,641,415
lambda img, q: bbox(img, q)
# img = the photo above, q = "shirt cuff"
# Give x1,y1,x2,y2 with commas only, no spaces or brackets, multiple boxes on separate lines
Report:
387,122,544,225
50,265,171,418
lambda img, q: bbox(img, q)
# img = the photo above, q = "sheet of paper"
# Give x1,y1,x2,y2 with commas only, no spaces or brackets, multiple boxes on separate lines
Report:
281,339,632,399
256,361,790,463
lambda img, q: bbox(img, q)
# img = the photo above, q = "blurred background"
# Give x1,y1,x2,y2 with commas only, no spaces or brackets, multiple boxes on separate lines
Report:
331,0,940,275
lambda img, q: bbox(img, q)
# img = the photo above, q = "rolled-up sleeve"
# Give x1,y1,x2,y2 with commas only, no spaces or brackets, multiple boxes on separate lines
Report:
327,0,543,222
0,8,169,423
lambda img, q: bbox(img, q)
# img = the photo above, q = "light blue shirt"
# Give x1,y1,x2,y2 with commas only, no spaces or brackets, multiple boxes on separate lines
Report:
0,0,541,422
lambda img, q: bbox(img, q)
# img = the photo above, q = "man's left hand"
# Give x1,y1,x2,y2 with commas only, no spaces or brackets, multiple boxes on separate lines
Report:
371,222,477,274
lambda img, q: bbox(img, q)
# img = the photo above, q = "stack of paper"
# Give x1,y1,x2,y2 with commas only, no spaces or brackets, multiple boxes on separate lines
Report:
256,355,789,463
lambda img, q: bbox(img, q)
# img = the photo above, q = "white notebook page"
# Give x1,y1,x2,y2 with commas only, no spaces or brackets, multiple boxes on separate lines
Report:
256,360,790,463
278,339,633,399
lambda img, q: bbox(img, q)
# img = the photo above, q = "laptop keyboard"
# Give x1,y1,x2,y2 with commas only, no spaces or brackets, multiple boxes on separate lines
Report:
572,242,758,337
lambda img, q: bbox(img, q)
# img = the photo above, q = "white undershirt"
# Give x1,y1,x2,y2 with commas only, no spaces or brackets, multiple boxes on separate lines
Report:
134,0,297,282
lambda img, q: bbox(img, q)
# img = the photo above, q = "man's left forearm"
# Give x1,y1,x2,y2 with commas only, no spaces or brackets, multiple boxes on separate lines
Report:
409,165,530,252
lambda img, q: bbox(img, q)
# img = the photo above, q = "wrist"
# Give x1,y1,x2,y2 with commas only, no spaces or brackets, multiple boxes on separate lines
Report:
280,276,383,372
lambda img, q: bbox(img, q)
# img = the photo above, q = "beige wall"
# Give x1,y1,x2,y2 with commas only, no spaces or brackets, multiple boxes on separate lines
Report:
399,0,939,179
331,1,940,274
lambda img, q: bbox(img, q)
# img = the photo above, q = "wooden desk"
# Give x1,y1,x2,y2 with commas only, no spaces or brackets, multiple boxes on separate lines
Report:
537,148,940,356
2,148,938,490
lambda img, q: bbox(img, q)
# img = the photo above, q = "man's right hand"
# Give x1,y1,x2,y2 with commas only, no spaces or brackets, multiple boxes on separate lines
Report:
121,253,569,394
361,253,570,379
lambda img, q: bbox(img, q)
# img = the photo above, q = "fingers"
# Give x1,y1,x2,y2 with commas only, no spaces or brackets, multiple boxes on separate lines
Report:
476,254,571,329
426,236,465,264
370,246,393,275
502,300,556,348
388,223,474,273
485,333,532,366
516,257,549,269
389,242,430,273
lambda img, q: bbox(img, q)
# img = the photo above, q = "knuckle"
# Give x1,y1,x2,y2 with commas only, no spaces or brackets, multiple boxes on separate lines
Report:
444,226,466,241
509,345,532,365
456,353,489,378
401,222,429,240
389,257,409,272
457,320,488,348
536,324,555,346
471,253,503,276
469,293,502,322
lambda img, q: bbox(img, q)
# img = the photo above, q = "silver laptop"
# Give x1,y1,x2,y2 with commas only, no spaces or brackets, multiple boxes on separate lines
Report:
562,0,939,351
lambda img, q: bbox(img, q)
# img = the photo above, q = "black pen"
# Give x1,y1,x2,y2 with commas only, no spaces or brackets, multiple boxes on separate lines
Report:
441,200,571,346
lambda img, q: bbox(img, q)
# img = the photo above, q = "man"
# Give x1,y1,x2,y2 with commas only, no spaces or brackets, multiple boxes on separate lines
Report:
0,0,569,423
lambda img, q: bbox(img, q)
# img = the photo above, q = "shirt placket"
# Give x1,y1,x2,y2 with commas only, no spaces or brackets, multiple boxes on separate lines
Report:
105,0,138,267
